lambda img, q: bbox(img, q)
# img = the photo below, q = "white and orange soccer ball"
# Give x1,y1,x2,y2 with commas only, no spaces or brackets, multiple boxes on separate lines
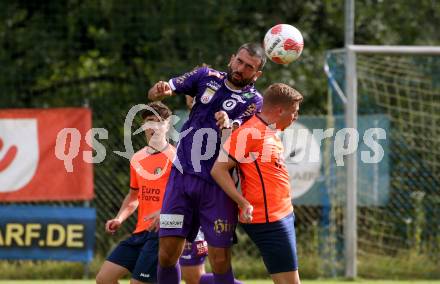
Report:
263,24,304,65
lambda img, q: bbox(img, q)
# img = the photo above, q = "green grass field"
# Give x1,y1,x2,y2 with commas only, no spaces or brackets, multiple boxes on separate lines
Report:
2,280,440,284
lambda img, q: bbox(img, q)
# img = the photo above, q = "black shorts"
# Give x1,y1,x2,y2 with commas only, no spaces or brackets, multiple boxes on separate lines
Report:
107,231,158,282
240,213,298,274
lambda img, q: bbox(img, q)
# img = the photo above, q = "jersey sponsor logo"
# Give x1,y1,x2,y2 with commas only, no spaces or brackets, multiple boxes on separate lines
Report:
243,92,255,99
139,273,150,278
213,219,234,234
267,37,282,54
154,167,162,175
160,214,184,228
180,255,192,259
222,99,237,111
141,186,160,202
206,81,221,90
201,88,216,104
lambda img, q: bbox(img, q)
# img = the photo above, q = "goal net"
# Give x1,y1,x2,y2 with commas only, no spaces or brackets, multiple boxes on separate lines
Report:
325,46,440,277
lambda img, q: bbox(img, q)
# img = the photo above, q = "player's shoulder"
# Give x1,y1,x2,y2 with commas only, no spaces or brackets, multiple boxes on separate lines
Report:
238,87,263,117
205,67,226,80
130,147,149,163
189,66,224,78
190,67,225,94
173,66,209,85
181,66,225,83
242,87,263,103
194,67,226,87
237,115,259,129
230,115,265,148
242,114,269,131
130,146,175,172
130,145,174,162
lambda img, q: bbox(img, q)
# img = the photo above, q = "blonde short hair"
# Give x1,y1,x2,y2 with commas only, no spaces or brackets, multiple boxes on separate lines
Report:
263,83,303,108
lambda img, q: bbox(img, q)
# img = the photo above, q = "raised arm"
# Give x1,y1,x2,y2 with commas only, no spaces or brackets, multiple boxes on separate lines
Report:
147,80,175,101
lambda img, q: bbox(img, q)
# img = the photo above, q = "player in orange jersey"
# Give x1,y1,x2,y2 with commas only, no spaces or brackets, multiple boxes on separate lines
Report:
211,83,303,284
96,102,207,284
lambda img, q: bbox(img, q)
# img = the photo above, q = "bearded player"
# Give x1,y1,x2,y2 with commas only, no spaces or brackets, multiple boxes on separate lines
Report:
148,43,266,284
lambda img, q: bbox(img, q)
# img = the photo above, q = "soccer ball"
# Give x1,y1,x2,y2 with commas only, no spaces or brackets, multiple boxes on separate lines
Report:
263,24,304,65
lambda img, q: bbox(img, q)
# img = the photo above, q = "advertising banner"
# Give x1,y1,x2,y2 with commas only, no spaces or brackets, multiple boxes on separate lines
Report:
0,108,93,201
0,205,95,262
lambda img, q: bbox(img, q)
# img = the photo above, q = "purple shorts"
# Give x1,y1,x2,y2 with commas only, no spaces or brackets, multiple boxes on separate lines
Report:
179,239,208,266
159,167,238,247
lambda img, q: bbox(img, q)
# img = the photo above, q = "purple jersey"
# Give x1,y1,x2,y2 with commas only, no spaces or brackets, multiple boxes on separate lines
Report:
169,66,262,183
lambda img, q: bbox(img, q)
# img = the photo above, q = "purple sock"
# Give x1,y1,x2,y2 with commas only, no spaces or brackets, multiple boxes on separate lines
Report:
200,273,244,284
157,263,181,284
199,274,214,284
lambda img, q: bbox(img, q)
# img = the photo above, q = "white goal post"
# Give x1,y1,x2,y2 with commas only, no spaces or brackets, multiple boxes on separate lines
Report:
344,44,440,278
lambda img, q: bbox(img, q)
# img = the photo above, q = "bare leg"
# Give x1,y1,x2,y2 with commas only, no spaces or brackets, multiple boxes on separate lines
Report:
271,270,300,284
96,261,129,284
159,236,186,267
157,236,186,284
207,245,232,274
130,279,153,284
181,263,205,284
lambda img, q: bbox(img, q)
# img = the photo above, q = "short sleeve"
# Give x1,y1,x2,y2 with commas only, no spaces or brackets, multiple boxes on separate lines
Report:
222,125,260,163
169,67,208,96
129,163,139,190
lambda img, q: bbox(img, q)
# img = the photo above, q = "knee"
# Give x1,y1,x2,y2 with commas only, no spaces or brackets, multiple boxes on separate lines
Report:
95,271,109,284
209,252,231,273
158,246,179,267
211,256,229,271
158,237,185,267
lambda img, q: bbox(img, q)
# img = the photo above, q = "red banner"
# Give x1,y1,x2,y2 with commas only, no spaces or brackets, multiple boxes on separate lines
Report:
0,108,93,201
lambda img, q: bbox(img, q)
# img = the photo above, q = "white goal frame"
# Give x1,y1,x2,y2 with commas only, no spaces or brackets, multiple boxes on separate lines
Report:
344,44,440,278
